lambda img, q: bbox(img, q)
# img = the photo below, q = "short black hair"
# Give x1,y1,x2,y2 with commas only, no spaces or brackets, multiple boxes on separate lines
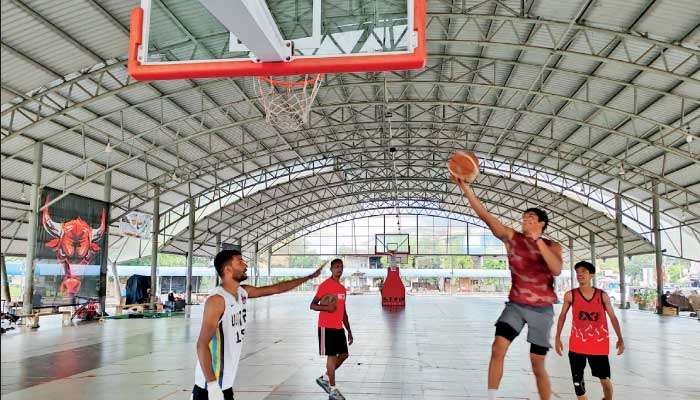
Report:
214,249,241,277
574,261,595,274
524,207,549,231
330,258,343,268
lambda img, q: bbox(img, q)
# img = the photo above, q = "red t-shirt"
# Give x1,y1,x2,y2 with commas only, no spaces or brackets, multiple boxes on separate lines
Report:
507,232,557,306
315,278,346,329
569,288,610,355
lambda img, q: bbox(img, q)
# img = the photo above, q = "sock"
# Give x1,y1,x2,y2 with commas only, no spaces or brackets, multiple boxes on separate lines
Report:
330,385,336,391
323,373,329,381
488,389,498,400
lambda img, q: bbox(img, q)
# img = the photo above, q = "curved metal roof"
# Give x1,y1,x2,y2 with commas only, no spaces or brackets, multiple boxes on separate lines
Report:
1,0,699,261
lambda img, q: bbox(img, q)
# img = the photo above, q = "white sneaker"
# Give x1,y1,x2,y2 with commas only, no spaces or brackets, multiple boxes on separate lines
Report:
316,376,331,393
329,388,346,400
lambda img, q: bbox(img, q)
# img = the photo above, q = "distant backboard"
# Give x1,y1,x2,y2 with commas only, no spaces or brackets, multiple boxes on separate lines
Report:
375,233,410,255
128,0,426,80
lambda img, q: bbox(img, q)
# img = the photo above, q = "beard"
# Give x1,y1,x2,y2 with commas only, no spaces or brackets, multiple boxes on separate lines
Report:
234,273,248,283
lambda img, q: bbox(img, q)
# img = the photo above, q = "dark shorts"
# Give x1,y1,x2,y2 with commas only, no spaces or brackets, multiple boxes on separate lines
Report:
192,385,235,400
568,351,611,379
318,327,348,356
495,302,554,352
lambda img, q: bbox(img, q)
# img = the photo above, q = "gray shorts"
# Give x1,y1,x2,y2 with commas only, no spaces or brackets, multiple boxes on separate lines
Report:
496,302,554,348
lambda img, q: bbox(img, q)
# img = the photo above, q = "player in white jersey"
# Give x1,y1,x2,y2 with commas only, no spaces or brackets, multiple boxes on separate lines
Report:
193,249,324,400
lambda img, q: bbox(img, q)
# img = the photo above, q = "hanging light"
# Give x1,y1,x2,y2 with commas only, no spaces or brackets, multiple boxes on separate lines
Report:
171,171,178,182
104,139,113,153
617,163,625,176
20,185,27,201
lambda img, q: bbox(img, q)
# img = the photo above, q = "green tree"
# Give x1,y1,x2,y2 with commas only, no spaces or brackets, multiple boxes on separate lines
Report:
482,257,507,269
288,254,321,268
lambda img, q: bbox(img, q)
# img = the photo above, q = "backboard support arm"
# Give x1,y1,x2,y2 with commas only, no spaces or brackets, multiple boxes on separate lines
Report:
201,0,292,62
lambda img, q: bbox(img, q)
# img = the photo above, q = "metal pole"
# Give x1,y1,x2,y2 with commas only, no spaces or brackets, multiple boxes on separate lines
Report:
589,231,597,287
215,233,221,286
186,198,195,304
1,254,11,302
253,242,259,286
150,186,160,307
615,194,626,309
652,181,664,314
101,170,112,314
267,248,272,278
22,142,43,316
109,261,121,305
569,237,575,289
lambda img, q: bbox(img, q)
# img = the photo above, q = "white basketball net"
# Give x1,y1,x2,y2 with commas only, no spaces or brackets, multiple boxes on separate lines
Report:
254,74,322,130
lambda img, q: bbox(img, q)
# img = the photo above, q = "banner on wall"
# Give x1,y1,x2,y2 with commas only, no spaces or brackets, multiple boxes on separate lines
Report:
119,211,152,239
34,188,109,307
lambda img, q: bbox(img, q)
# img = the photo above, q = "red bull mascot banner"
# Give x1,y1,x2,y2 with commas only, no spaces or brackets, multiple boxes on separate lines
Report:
33,188,109,307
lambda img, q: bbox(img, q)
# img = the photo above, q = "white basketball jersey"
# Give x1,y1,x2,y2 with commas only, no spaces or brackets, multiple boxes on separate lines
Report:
194,286,248,390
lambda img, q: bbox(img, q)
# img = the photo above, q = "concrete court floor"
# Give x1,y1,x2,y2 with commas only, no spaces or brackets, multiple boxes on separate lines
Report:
1,294,698,400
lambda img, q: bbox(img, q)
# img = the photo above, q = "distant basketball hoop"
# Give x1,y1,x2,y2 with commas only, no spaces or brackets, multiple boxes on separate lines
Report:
253,74,322,130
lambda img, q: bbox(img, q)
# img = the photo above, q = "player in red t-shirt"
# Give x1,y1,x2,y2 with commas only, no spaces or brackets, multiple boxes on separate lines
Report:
555,261,624,400
454,177,563,400
310,259,353,400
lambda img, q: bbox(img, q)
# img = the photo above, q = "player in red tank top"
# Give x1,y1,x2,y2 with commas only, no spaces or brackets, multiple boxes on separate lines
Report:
454,176,562,400
555,261,624,400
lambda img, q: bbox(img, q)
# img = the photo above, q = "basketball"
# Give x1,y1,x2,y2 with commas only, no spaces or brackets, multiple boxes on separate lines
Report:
319,294,337,306
447,151,480,183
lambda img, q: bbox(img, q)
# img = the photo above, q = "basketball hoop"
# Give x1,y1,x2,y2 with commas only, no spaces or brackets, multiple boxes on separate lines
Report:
254,74,323,130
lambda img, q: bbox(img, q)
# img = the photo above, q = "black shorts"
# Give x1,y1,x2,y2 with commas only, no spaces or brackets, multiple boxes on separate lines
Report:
192,385,235,400
318,327,348,356
568,351,611,379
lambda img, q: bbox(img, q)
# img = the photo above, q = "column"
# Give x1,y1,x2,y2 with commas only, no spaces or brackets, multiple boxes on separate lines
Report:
569,237,575,289
22,142,43,316
615,194,626,309
186,198,195,304
267,248,272,282
1,254,11,302
215,233,221,286
652,181,664,314
150,186,160,307
253,242,259,286
589,231,597,287
101,170,112,313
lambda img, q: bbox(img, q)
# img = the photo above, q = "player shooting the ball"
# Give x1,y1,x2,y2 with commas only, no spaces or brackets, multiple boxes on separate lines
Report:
449,151,563,400
310,258,353,400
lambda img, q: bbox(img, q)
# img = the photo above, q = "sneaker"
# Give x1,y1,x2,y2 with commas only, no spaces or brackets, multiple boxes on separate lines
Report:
329,388,346,400
316,376,331,394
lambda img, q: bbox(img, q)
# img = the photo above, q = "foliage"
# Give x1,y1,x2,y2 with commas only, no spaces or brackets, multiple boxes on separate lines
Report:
482,257,507,269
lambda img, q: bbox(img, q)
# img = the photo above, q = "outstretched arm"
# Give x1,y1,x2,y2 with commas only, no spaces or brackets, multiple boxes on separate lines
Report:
555,291,572,356
453,177,514,242
602,292,624,355
243,263,325,299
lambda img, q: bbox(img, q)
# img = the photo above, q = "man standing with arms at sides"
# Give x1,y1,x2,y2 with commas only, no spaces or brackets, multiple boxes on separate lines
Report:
311,259,353,400
555,261,624,400
193,249,324,400
454,178,562,400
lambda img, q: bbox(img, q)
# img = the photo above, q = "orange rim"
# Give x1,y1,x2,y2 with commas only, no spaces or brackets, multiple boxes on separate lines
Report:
257,75,323,88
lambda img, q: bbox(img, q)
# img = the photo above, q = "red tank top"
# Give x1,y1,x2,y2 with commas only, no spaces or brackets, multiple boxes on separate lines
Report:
506,232,557,306
569,288,609,355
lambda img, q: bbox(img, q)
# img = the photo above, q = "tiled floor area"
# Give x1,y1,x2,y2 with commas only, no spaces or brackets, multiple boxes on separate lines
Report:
2,294,699,399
